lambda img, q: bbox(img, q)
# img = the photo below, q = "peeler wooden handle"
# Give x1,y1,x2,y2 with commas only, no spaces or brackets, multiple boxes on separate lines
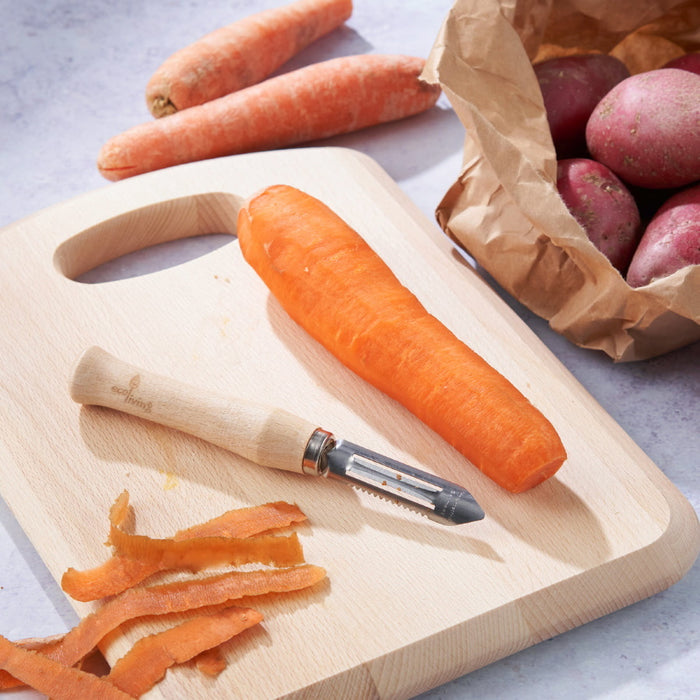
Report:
69,346,326,475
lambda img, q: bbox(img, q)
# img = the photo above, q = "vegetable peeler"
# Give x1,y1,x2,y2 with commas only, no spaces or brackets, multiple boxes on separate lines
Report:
69,346,485,526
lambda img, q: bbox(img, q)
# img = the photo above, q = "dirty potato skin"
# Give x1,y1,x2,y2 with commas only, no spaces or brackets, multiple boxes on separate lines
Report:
585,68,700,189
557,158,642,273
627,183,700,287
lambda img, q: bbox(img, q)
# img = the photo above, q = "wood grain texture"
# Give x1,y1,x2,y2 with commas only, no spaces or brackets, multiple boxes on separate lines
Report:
0,148,698,699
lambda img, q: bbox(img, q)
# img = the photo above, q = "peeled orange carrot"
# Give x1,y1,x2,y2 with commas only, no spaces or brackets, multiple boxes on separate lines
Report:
237,185,568,493
98,54,440,181
106,606,263,696
146,0,353,117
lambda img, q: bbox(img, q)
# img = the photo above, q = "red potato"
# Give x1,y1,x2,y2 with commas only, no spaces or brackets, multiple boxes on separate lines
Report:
557,158,642,273
586,68,700,189
662,52,700,75
534,53,630,158
627,183,700,287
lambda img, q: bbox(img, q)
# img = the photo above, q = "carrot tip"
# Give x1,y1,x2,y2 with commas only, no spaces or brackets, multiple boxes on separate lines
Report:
97,165,138,182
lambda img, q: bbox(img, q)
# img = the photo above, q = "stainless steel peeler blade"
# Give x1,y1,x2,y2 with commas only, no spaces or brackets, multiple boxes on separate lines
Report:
314,437,484,524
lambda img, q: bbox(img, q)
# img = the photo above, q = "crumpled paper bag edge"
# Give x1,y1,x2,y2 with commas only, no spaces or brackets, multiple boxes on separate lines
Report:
423,0,700,362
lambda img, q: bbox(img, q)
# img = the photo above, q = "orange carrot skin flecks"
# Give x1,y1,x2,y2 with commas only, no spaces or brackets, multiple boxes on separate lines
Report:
106,606,263,697
0,564,325,689
110,489,130,526
146,0,353,117
62,498,308,602
237,185,567,493
98,54,440,181
0,635,134,700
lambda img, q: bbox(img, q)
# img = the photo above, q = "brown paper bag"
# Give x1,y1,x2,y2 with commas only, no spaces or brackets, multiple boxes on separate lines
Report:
424,0,699,361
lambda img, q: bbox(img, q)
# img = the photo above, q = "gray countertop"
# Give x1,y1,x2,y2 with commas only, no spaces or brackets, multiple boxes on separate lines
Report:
2,1,698,698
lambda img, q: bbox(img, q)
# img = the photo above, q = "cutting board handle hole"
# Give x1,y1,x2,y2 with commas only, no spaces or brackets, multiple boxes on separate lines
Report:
53,192,241,282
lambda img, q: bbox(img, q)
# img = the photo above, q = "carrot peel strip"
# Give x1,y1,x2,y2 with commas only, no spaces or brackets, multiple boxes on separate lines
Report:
107,492,304,569
11,565,326,679
0,634,134,700
194,647,228,677
174,500,307,539
1,497,322,694
63,556,161,602
62,498,308,602
106,606,263,696
108,527,306,573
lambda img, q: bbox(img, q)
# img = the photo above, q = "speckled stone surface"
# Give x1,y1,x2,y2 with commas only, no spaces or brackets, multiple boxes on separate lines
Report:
1,2,698,698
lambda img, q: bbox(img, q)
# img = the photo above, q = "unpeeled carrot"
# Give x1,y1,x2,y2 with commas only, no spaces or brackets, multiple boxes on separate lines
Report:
62,498,308,602
98,54,440,181
0,565,325,690
0,635,134,700
106,606,263,696
237,185,568,493
146,0,353,117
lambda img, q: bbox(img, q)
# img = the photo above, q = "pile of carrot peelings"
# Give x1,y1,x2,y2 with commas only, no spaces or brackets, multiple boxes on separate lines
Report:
0,492,326,698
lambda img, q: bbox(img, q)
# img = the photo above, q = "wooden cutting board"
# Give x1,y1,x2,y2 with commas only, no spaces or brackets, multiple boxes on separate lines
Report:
1,148,698,699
